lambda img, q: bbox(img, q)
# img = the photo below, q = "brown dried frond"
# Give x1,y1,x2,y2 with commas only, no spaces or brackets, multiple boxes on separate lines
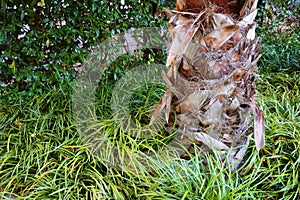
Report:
152,0,264,170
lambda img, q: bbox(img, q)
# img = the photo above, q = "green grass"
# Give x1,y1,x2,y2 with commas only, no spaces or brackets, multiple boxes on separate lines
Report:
257,0,300,72
258,30,300,72
1,69,299,199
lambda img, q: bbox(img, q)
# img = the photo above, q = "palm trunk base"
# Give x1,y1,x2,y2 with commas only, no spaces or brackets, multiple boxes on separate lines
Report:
152,0,265,170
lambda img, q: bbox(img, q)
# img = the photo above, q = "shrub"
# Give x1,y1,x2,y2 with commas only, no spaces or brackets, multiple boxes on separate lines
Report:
0,0,168,94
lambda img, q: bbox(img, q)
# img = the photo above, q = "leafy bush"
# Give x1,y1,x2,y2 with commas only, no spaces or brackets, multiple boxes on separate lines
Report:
0,0,167,94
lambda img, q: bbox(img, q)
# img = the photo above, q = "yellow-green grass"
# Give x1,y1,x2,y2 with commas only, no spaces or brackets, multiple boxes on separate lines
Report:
0,69,299,199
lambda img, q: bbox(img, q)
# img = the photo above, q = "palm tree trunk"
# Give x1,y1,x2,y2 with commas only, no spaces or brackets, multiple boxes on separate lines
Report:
152,0,265,170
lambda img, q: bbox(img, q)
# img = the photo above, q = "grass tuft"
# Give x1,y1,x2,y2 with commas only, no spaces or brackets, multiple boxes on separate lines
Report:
1,70,299,199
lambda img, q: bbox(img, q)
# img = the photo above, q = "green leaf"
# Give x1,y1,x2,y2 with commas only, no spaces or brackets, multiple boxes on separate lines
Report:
20,10,25,21
9,60,16,73
1,0,6,18
46,39,50,47
37,0,45,7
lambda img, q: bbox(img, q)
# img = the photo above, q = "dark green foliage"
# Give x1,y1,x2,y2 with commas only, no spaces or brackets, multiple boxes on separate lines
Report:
259,31,299,72
0,0,167,94
257,0,300,72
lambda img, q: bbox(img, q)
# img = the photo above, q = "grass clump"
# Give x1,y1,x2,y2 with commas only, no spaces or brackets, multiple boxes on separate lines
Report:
1,69,299,199
258,30,300,72
257,0,300,72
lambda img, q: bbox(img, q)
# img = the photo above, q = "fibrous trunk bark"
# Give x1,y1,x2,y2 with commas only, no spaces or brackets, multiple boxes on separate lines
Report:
152,0,265,170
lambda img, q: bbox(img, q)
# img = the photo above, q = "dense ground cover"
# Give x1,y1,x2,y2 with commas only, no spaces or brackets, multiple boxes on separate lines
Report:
1,1,299,199
0,70,299,199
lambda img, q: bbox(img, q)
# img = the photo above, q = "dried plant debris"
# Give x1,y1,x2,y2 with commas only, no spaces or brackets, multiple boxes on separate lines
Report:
152,0,264,170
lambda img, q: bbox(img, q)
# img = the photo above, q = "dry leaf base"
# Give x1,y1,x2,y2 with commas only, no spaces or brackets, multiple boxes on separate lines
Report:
152,0,265,170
